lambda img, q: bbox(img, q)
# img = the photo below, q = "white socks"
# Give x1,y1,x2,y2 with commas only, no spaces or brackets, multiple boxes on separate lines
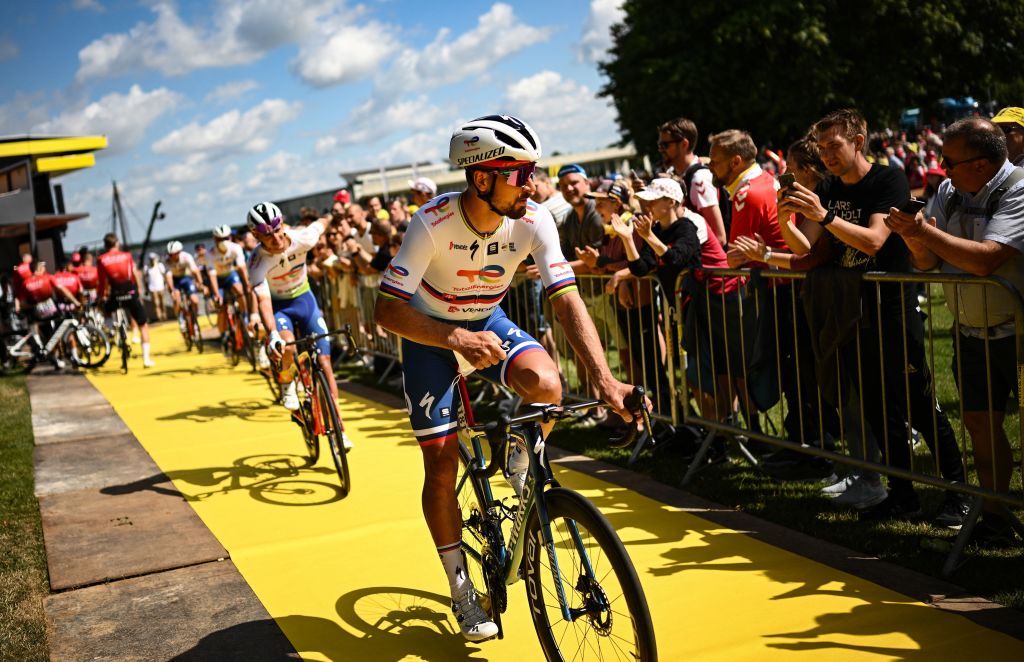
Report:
438,541,470,595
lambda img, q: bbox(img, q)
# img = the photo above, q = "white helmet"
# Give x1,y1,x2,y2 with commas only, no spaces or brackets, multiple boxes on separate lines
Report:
449,115,542,169
247,201,284,235
166,240,183,254
212,224,232,239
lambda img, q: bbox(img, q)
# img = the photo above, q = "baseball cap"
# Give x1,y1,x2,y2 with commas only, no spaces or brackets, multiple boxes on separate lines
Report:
586,182,631,205
992,107,1024,129
636,178,683,203
333,190,351,204
408,176,437,195
375,209,390,221
926,165,947,178
70,252,81,263
557,163,587,179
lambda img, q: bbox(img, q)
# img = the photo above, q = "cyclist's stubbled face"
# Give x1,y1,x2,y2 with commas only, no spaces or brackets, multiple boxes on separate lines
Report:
481,170,536,220
257,226,288,254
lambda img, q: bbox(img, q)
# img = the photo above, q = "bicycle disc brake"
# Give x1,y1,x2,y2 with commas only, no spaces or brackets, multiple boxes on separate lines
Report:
573,574,613,635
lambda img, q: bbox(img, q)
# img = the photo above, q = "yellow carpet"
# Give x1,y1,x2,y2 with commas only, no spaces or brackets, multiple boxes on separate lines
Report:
85,322,1024,660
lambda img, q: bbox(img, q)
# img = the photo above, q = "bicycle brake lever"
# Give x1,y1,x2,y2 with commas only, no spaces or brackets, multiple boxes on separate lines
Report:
608,385,649,449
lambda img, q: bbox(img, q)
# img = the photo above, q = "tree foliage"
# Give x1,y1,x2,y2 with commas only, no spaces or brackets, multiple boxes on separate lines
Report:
600,0,1024,157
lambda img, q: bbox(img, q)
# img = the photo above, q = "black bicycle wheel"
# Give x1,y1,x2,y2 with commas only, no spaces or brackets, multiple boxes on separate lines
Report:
192,314,204,353
180,312,193,351
455,440,504,635
524,487,657,662
64,323,111,368
315,370,350,497
228,314,242,367
204,296,217,328
119,325,131,374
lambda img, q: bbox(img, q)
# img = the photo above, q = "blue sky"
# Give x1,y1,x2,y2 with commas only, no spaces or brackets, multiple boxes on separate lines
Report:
0,0,625,247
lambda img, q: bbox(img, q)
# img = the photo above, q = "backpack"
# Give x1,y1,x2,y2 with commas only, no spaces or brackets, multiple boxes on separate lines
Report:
943,166,1024,233
682,161,731,237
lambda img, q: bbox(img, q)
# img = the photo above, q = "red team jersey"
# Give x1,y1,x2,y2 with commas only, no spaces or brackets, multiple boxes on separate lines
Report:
727,168,787,269
74,264,99,290
97,249,137,297
52,270,82,298
21,273,54,303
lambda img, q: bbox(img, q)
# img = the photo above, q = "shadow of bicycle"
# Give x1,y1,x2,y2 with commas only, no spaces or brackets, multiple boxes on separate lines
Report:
334,586,483,661
157,397,281,423
102,453,345,506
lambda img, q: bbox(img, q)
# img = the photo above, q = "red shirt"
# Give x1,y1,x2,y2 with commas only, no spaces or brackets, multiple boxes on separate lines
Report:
692,218,740,295
728,170,786,268
21,273,54,304
12,262,32,303
74,264,99,289
52,270,82,298
97,249,137,297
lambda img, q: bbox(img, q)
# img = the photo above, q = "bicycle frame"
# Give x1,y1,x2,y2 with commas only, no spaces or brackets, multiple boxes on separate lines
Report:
456,376,602,623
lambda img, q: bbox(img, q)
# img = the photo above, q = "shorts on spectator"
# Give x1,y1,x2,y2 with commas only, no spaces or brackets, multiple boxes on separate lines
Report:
952,331,1018,412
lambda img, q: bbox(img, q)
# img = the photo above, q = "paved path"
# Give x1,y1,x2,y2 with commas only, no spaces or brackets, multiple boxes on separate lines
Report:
36,322,1024,660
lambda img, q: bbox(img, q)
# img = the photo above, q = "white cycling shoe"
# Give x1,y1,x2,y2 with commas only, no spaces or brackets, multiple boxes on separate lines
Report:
281,382,300,411
451,588,499,642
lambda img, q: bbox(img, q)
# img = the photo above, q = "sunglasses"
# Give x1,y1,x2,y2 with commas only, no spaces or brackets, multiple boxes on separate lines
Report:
488,162,537,187
251,215,283,236
939,154,986,170
213,236,229,242
657,139,682,149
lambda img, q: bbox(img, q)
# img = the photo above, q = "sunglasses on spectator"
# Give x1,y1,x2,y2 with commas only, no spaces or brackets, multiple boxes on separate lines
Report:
251,215,283,236
939,154,986,169
657,139,682,149
488,162,537,187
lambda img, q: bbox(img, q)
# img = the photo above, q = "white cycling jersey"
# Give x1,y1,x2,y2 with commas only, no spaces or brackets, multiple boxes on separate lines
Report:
248,224,323,300
379,193,577,320
206,241,245,277
167,251,199,279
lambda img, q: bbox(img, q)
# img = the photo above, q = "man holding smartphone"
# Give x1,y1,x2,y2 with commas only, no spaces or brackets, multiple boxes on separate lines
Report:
779,108,968,526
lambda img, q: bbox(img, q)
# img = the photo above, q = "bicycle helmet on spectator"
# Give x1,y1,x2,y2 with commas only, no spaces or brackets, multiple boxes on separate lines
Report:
247,201,283,236
212,224,232,239
166,240,183,254
449,115,542,169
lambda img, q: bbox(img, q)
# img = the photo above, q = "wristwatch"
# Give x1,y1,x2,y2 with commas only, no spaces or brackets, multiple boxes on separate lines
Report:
820,209,836,226
762,246,773,263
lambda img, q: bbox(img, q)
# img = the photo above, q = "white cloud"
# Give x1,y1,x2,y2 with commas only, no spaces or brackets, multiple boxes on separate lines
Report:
291,23,399,87
314,135,338,156
72,0,104,12
503,71,618,153
576,0,624,64
0,92,52,134
31,85,182,154
151,99,302,157
335,95,448,147
382,3,553,95
75,0,359,82
156,154,211,185
376,128,450,167
0,37,18,62
204,79,259,104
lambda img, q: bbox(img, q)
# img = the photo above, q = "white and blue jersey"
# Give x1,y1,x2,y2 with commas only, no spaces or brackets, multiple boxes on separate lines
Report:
206,242,245,296
167,251,200,295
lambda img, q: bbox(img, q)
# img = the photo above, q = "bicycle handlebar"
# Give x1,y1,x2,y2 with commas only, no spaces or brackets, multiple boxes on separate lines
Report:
469,385,650,479
283,324,355,349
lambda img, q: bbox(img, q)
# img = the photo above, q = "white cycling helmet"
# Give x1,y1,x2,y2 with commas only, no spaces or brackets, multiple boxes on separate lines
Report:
449,115,542,169
166,240,183,254
212,224,232,239
247,201,284,235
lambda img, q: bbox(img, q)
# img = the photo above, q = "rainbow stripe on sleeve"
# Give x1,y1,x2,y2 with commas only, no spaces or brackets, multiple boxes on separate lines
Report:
378,282,412,301
545,276,577,300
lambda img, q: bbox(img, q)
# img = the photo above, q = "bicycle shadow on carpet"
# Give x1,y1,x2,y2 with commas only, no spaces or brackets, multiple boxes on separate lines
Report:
156,397,282,424
101,453,345,507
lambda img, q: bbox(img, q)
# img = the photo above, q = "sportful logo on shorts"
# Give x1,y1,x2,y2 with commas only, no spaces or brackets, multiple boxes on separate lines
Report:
456,265,506,283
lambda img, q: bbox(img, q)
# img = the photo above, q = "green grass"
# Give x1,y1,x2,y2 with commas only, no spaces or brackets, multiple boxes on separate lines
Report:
0,374,48,661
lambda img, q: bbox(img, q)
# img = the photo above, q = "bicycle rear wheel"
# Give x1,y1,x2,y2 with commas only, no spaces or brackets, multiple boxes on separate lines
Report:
65,323,111,368
315,370,349,497
192,313,204,353
119,326,131,374
180,312,193,351
525,487,656,662
455,440,505,635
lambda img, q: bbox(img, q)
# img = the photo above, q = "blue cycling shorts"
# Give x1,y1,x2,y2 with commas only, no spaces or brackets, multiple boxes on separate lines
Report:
272,290,330,357
218,270,241,300
401,306,545,449
174,275,197,296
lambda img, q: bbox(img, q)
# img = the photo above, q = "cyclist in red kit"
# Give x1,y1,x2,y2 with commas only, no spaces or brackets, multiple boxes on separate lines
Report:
97,233,154,367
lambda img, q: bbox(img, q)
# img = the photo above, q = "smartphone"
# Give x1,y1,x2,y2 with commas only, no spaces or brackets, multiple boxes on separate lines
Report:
777,172,796,190
899,197,926,214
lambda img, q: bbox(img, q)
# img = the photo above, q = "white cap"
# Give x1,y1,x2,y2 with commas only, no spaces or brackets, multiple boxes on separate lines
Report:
636,178,683,203
408,176,437,195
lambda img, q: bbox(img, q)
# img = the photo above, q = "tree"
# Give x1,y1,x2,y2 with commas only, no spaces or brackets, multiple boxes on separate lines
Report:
600,0,1024,161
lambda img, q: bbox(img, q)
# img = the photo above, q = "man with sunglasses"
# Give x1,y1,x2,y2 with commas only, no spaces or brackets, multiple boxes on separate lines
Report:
658,116,728,246
374,115,638,643
245,203,351,453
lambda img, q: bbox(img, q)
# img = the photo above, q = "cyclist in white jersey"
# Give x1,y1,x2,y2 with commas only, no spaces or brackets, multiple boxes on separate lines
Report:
164,241,206,325
375,115,639,642
246,207,348,447
206,224,252,343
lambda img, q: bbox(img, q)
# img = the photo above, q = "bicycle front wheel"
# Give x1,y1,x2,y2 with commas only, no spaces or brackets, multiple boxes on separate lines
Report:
192,315,204,353
525,487,656,662
180,314,193,351
65,323,111,368
315,370,349,497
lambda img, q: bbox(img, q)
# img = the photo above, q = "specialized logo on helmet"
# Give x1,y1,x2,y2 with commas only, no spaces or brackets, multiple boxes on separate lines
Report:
457,146,506,167
457,265,505,283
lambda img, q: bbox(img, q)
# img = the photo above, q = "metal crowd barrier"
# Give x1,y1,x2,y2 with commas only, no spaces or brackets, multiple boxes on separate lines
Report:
315,263,1022,574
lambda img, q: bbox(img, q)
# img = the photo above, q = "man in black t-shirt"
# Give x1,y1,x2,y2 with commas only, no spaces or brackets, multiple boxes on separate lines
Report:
780,109,967,526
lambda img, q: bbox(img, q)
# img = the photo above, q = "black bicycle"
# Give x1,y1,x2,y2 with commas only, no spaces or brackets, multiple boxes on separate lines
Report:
109,294,134,373
455,376,657,660
284,327,352,497
1,306,110,374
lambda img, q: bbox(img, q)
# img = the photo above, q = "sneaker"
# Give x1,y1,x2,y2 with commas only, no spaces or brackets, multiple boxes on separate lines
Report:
821,474,855,497
342,431,353,452
143,358,155,368
933,492,971,529
451,588,499,642
971,517,1020,549
832,476,888,509
859,493,923,522
281,382,300,411
131,334,141,344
